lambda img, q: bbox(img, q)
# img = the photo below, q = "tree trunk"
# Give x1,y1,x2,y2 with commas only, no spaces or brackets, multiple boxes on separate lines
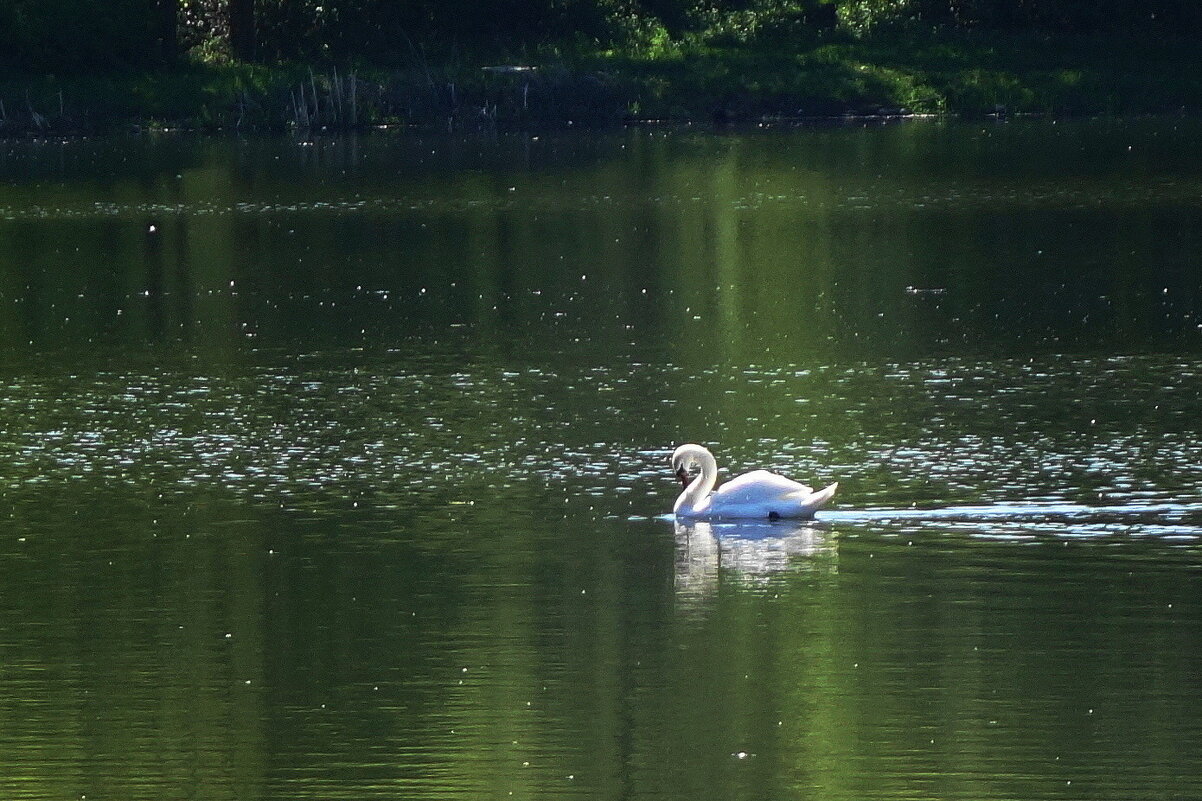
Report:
230,0,256,62
157,0,180,64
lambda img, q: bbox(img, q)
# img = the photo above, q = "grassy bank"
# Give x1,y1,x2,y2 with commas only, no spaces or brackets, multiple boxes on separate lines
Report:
3,29,1202,134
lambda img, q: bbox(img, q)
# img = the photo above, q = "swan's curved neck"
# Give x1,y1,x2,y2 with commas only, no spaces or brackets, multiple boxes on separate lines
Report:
675,448,718,515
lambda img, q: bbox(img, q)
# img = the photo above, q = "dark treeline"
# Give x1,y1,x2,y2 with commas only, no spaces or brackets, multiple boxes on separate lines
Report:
3,0,1202,74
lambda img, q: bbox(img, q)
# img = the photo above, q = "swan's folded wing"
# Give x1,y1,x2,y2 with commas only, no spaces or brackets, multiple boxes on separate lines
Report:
715,470,812,503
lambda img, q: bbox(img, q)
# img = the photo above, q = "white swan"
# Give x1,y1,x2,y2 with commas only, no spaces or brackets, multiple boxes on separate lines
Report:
671,443,837,520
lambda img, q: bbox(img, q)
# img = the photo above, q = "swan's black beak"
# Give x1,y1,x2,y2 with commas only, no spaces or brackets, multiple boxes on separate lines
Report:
675,466,689,488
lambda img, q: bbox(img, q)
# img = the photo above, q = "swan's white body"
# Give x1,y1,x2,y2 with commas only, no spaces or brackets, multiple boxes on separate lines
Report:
671,443,837,520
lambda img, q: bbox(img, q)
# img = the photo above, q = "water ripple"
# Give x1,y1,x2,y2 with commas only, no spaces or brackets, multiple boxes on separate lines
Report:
0,352,1199,532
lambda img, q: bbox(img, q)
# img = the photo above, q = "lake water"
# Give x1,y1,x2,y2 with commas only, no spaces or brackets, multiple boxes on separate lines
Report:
2,119,1202,800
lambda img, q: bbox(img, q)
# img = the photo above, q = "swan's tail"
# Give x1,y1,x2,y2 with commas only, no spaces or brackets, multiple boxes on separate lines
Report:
801,482,838,516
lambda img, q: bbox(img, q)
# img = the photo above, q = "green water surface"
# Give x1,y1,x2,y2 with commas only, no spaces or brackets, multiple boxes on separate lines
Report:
1,120,1201,800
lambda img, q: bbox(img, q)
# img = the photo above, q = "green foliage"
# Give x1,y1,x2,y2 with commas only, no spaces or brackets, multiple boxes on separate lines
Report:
836,0,922,35
4,0,1202,130
7,0,1202,76
612,15,680,59
834,0,1202,35
180,0,232,64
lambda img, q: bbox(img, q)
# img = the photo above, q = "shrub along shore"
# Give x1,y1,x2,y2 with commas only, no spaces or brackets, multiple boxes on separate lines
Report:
3,1,1202,134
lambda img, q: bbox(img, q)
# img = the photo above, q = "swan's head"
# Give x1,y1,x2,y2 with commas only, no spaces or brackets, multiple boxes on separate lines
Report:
670,447,690,488
670,444,707,488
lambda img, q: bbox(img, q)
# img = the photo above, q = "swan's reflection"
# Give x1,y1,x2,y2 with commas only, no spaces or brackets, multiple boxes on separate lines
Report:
673,519,838,600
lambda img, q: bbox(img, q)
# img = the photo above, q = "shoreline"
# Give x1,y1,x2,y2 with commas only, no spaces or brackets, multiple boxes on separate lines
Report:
2,30,1201,137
